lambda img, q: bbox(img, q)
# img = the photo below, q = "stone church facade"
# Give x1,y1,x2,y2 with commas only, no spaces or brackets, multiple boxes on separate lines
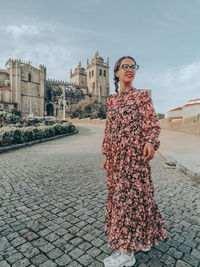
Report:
0,51,110,118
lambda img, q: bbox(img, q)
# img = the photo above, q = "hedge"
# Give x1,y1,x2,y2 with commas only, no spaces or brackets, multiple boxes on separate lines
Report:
0,122,76,147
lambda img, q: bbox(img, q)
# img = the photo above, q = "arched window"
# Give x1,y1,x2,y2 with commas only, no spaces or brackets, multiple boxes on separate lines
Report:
28,73,31,82
104,70,106,76
89,71,91,78
92,70,94,77
99,69,102,76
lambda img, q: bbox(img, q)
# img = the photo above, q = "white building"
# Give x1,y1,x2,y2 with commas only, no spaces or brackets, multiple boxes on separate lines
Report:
167,98,200,121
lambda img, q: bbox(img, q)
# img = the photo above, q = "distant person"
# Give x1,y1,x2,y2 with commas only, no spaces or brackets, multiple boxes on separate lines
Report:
102,56,167,267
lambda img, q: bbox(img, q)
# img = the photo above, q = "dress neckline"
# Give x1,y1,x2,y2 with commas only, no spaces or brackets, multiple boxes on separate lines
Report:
117,86,137,95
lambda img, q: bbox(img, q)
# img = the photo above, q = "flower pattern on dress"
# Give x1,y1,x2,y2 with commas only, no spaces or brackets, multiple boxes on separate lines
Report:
101,87,167,253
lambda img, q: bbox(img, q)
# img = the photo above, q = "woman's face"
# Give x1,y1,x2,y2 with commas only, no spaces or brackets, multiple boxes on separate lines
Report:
115,58,136,84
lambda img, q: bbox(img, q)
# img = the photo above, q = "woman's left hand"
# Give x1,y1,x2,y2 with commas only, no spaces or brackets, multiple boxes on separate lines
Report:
143,142,155,162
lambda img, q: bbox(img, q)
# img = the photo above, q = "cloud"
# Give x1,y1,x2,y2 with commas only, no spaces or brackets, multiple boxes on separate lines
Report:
136,61,200,115
1,25,41,38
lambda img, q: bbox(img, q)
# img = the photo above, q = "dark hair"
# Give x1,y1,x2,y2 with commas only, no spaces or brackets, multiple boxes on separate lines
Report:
113,56,137,93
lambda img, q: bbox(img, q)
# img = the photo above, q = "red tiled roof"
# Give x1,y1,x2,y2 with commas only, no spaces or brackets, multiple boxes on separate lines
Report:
184,103,200,107
0,69,9,73
0,87,11,91
169,116,183,119
169,107,182,112
188,98,200,102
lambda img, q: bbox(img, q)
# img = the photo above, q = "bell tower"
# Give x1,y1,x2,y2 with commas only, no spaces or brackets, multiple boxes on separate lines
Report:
86,51,109,102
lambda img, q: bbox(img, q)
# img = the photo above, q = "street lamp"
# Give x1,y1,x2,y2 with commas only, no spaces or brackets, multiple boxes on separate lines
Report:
63,85,66,120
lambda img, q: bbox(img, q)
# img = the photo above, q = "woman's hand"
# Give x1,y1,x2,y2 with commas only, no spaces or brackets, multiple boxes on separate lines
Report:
102,157,107,170
143,142,155,162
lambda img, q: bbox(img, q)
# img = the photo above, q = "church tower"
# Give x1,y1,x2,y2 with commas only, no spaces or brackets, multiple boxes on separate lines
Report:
87,51,109,102
70,62,87,87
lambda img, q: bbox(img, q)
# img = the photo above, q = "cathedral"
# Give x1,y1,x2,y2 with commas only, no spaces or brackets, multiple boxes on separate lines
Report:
0,51,110,118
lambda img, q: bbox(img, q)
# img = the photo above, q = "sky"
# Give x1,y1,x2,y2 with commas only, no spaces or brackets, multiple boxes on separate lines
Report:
0,0,200,116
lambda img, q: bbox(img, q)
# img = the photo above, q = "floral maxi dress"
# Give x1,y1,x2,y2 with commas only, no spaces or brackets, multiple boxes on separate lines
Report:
101,87,167,253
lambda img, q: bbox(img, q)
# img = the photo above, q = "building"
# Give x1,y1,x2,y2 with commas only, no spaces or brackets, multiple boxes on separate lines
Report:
0,58,45,117
70,51,109,103
167,98,200,121
0,51,110,118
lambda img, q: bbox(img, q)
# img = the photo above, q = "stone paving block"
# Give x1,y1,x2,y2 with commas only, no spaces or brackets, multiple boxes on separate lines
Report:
191,248,200,259
78,241,93,252
6,232,20,241
6,252,24,264
10,237,27,247
76,253,94,266
90,228,103,238
0,128,200,267
63,233,73,241
24,247,40,258
173,233,186,243
55,254,72,266
39,243,55,253
38,228,51,237
54,228,68,236
154,242,169,253
45,232,60,242
31,237,48,247
67,261,82,267
31,254,48,265
17,242,33,253
88,260,104,267
85,246,102,258
82,233,95,242
52,238,66,248
18,229,29,236
12,224,25,232
62,243,74,254
136,252,150,263
0,237,11,252
178,243,192,254
175,260,192,267
12,258,30,267
165,247,183,259
60,221,73,229
2,246,18,259
146,258,166,267
183,253,200,267
183,238,198,248
75,229,87,238
1,228,14,236
165,238,182,248
91,237,104,247
47,247,63,260
160,253,176,265
0,260,10,267
23,231,39,241
39,259,57,267
69,237,84,246
68,247,85,259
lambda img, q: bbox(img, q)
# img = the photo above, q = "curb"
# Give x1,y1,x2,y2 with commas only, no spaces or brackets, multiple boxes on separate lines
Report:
0,129,79,154
158,150,200,179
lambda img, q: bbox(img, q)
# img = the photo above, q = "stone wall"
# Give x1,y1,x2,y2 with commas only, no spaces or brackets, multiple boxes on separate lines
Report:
68,114,200,136
159,114,200,135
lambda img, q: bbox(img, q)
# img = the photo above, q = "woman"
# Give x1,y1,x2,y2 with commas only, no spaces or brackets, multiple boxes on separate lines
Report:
102,56,167,267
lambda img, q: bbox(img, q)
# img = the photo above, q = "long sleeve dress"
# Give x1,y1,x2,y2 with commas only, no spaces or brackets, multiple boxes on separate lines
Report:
101,87,167,253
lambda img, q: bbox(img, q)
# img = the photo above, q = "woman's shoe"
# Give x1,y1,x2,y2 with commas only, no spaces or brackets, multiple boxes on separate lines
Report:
141,246,151,252
103,250,136,267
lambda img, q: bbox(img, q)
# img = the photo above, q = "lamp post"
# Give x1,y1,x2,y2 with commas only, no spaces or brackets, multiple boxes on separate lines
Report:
63,85,66,120
29,97,33,118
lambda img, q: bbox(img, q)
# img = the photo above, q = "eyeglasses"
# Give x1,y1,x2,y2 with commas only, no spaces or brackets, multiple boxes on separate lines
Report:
119,64,139,71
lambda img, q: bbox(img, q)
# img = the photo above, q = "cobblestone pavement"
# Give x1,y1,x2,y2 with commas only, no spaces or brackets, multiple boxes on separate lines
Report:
0,124,200,267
